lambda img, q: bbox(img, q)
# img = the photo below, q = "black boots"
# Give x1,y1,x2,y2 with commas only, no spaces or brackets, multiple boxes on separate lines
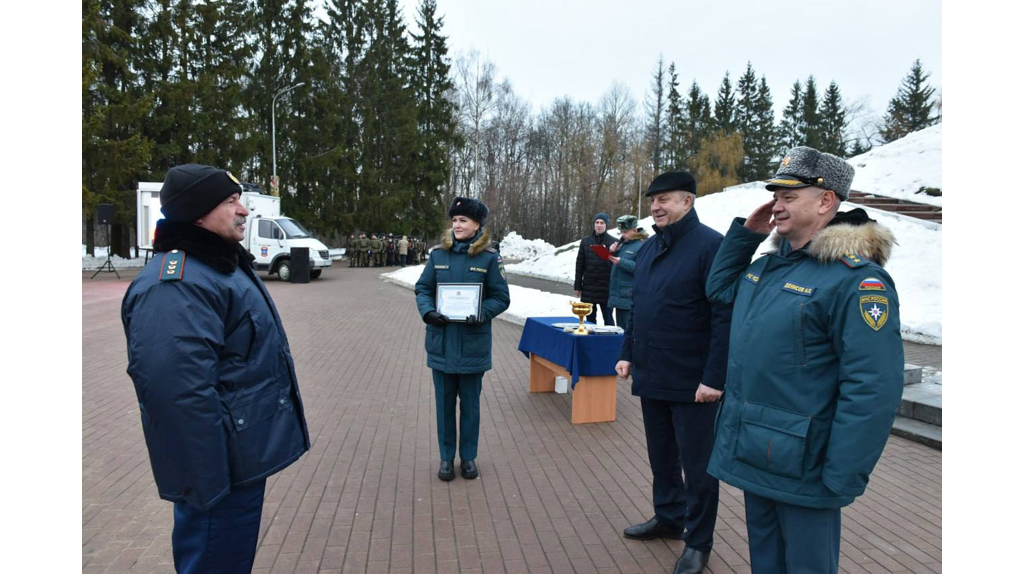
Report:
623,516,684,540
437,460,455,481
438,460,480,481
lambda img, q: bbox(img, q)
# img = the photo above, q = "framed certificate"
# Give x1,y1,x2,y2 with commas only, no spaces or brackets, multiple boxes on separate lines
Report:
436,283,483,322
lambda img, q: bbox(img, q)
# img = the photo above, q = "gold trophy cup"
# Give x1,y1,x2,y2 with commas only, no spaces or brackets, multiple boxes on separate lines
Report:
571,301,594,335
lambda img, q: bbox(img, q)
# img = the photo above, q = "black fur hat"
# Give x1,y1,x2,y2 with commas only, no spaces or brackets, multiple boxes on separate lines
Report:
646,171,697,197
448,196,489,225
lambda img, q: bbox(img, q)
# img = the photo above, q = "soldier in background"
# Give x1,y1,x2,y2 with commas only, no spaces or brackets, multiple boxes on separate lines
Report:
357,233,368,267
348,234,357,267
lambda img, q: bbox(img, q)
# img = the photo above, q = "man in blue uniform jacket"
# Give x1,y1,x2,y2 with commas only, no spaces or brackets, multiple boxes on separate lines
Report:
122,164,310,574
616,172,731,574
705,147,904,574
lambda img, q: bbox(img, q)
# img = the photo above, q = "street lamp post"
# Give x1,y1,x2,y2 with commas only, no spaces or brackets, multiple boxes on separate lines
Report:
272,82,305,195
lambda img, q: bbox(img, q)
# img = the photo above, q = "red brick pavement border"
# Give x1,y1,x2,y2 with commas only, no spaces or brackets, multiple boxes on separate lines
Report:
83,266,941,573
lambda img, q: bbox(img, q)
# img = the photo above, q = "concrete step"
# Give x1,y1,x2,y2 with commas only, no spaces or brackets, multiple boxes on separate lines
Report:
891,416,942,450
899,381,942,426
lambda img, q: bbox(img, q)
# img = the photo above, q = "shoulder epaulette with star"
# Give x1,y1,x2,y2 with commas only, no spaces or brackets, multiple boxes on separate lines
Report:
840,252,869,268
159,250,186,281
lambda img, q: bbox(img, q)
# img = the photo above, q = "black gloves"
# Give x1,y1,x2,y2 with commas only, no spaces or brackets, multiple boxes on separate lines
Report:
465,315,483,325
423,311,449,327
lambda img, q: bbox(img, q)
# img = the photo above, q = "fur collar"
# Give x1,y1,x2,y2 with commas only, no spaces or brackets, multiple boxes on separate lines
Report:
153,219,255,273
440,227,493,256
770,210,895,267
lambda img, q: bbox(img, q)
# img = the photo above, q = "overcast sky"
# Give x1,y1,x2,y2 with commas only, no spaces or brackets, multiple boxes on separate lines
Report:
399,0,941,125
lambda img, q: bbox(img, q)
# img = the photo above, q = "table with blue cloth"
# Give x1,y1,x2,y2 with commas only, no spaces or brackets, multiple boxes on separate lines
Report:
517,316,623,424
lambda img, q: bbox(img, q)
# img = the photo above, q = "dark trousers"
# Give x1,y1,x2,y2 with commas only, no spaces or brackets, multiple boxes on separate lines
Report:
400,254,407,267
586,303,615,326
613,307,631,332
172,479,266,574
431,370,483,462
744,491,841,574
640,398,719,551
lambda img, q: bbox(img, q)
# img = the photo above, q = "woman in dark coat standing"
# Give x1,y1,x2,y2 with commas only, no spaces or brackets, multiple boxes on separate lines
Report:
574,212,617,325
415,197,511,481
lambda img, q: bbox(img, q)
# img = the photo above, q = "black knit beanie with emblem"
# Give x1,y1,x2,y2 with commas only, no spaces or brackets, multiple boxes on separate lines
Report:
447,196,489,226
160,164,243,222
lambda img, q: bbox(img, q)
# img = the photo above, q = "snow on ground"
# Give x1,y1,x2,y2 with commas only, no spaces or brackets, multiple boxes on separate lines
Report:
381,265,577,327
507,182,941,344
82,245,148,270
848,123,942,206
498,231,555,261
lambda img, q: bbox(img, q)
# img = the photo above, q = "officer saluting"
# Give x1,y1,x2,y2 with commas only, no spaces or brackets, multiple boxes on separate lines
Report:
122,164,310,573
705,147,904,573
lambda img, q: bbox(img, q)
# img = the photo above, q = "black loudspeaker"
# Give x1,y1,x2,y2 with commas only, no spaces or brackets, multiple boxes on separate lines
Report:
289,247,310,284
97,204,114,225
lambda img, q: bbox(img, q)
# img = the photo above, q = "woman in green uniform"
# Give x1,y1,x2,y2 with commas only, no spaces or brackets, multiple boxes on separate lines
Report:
415,197,511,481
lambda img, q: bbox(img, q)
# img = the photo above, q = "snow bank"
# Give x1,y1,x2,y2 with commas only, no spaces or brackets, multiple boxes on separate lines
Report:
848,123,942,206
505,182,941,344
82,245,148,270
499,231,556,261
381,265,577,327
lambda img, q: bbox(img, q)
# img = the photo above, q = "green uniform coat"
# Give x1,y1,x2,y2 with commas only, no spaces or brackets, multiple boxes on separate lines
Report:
705,214,904,509
414,228,511,373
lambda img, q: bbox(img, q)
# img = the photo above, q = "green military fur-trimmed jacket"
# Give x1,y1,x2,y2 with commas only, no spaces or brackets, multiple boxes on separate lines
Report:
706,210,904,509
415,228,511,374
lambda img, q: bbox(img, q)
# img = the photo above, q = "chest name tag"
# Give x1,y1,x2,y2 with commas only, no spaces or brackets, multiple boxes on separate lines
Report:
434,264,450,270
743,272,760,285
469,266,488,274
782,282,815,296
159,250,186,281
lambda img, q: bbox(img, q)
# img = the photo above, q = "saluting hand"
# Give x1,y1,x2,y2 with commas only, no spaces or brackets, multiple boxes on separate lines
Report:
744,199,777,234
694,383,723,403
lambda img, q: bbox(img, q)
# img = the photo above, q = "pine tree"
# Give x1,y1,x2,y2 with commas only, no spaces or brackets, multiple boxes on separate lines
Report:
746,76,778,179
736,63,758,179
411,0,460,237
714,72,736,134
881,59,938,142
664,63,685,170
801,75,821,149
644,56,666,173
83,0,154,257
681,81,712,171
818,81,848,157
779,80,804,150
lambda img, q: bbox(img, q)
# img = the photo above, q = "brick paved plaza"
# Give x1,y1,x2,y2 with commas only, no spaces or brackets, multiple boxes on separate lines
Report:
83,266,941,573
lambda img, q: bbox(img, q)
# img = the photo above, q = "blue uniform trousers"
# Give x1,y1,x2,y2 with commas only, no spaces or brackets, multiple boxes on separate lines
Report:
640,397,719,551
171,479,266,574
432,370,483,462
744,491,841,574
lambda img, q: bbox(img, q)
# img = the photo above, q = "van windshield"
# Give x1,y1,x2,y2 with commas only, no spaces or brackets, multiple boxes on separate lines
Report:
278,219,311,239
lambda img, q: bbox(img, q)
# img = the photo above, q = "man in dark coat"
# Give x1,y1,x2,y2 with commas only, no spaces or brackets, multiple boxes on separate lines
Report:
616,172,731,574
574,212,617,325
122,164,310,574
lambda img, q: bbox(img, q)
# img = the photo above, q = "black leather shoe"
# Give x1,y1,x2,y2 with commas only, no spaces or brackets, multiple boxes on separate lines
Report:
622,516,684,540
460,459,479,479
673,547,709,574
437,460,455,481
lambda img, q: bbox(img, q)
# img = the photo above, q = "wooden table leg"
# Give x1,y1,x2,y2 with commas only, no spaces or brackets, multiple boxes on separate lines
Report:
529,353,556,392
570,375,617,424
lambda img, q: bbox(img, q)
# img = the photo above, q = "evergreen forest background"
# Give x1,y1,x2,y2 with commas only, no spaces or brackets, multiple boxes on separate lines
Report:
83,0,941,255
